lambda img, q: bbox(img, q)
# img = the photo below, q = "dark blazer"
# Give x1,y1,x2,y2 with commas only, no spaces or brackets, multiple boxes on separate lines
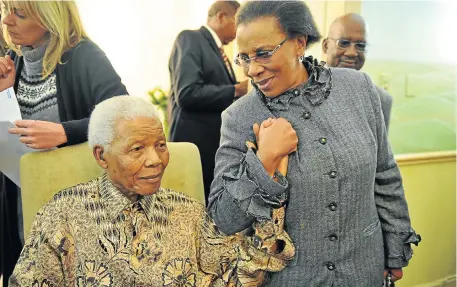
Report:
168,26,237,200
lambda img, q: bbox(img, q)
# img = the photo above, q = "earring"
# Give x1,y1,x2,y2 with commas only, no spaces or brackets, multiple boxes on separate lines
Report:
298,55,305,62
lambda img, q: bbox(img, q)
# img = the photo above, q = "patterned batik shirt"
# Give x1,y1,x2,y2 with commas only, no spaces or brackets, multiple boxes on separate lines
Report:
9,174,289,287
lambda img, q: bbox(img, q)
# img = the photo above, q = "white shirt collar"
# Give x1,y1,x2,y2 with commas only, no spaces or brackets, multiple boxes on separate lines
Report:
204,25,223,48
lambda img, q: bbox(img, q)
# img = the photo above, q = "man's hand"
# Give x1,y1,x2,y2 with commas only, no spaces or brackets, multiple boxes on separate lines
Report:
234,79,248,98
8,120,68,149
0,55,16,92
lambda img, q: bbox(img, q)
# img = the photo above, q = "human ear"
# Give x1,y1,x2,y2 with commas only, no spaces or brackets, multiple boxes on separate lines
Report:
93,145,108,169
322,38,329,54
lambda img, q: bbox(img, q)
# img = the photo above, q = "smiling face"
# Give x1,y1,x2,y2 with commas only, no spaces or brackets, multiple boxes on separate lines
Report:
236,16,307,97
100,116,169,197
322,14,367,71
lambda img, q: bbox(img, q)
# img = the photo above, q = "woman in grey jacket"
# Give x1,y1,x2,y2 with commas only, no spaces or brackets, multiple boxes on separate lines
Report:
208,1,420,286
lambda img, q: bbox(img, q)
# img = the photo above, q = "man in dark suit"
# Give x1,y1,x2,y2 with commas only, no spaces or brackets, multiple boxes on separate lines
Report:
168,0,247,201
322,13,393,131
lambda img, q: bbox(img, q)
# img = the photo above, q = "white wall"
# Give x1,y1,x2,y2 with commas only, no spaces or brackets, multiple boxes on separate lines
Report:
361,0,457,64
76,0,215,97
76,0,457,96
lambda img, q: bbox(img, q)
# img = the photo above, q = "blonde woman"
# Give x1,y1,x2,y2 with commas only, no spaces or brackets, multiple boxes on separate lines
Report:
0,1,127,283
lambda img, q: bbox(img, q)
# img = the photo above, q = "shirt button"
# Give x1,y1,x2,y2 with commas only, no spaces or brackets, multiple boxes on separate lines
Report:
252,235,263,249
294,90,299,95
329,234,338,241
326,262,336,271
329,171,337,178
319,137,327,145
303,112,311,119
328,202,337,211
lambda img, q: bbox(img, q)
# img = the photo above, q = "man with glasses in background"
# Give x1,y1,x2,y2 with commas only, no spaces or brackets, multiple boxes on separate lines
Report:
323,13,392,131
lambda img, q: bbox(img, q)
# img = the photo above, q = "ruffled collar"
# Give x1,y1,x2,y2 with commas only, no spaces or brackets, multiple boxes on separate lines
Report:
253,56,332,111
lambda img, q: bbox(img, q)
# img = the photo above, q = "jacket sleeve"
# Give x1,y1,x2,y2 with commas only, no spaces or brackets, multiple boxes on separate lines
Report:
363,73,420,269
207,108,288,235
169,31,235,112
60,118,89,146
60,40,128,146
376,86,393,132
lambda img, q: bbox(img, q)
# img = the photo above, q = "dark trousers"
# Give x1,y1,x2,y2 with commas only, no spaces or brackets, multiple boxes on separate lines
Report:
1,174,23,286
199,145,217,204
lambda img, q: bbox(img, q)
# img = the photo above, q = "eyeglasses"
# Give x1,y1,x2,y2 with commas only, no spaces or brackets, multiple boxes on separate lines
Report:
327,38,369,52
234,37,288,68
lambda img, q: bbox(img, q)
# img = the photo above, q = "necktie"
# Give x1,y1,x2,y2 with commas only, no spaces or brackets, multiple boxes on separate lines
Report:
219,47,235,81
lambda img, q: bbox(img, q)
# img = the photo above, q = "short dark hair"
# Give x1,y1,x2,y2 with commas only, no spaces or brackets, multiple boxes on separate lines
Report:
208,1,240,17
236,1,321,47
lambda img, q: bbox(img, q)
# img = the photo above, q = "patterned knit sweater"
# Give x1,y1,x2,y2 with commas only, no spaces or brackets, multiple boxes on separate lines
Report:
16,44,60,122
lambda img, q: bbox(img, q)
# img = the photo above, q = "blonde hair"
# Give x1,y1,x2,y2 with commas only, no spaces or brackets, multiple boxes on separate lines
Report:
1,1,89,78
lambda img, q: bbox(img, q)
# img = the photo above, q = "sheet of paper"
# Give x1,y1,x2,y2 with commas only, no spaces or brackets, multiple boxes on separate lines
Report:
0,121,38,187
0,87,22,122
0,88,54,186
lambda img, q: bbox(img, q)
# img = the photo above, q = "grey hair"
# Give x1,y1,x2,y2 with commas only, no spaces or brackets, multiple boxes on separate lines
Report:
88,96,160,151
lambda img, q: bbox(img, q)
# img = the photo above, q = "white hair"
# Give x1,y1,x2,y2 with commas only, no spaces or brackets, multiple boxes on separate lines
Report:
88,96,160,150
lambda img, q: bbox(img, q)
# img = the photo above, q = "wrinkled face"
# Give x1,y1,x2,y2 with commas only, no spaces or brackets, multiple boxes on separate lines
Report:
236,16,306,97
1,5,48,48
104,117,169,196
323,21,366,71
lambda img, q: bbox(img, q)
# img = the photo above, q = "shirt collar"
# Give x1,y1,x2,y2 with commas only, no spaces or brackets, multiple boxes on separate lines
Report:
98,173,171,224
204,25,223,48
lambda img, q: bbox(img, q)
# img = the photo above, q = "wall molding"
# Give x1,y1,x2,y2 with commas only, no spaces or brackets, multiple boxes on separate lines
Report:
413,275,456,287
396,151,456,166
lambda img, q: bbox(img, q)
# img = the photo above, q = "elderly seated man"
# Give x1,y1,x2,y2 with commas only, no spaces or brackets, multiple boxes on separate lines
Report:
9,96,294,286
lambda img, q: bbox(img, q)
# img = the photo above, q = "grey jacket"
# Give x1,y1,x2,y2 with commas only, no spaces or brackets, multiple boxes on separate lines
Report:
376,85,393,131
208,60,419,286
